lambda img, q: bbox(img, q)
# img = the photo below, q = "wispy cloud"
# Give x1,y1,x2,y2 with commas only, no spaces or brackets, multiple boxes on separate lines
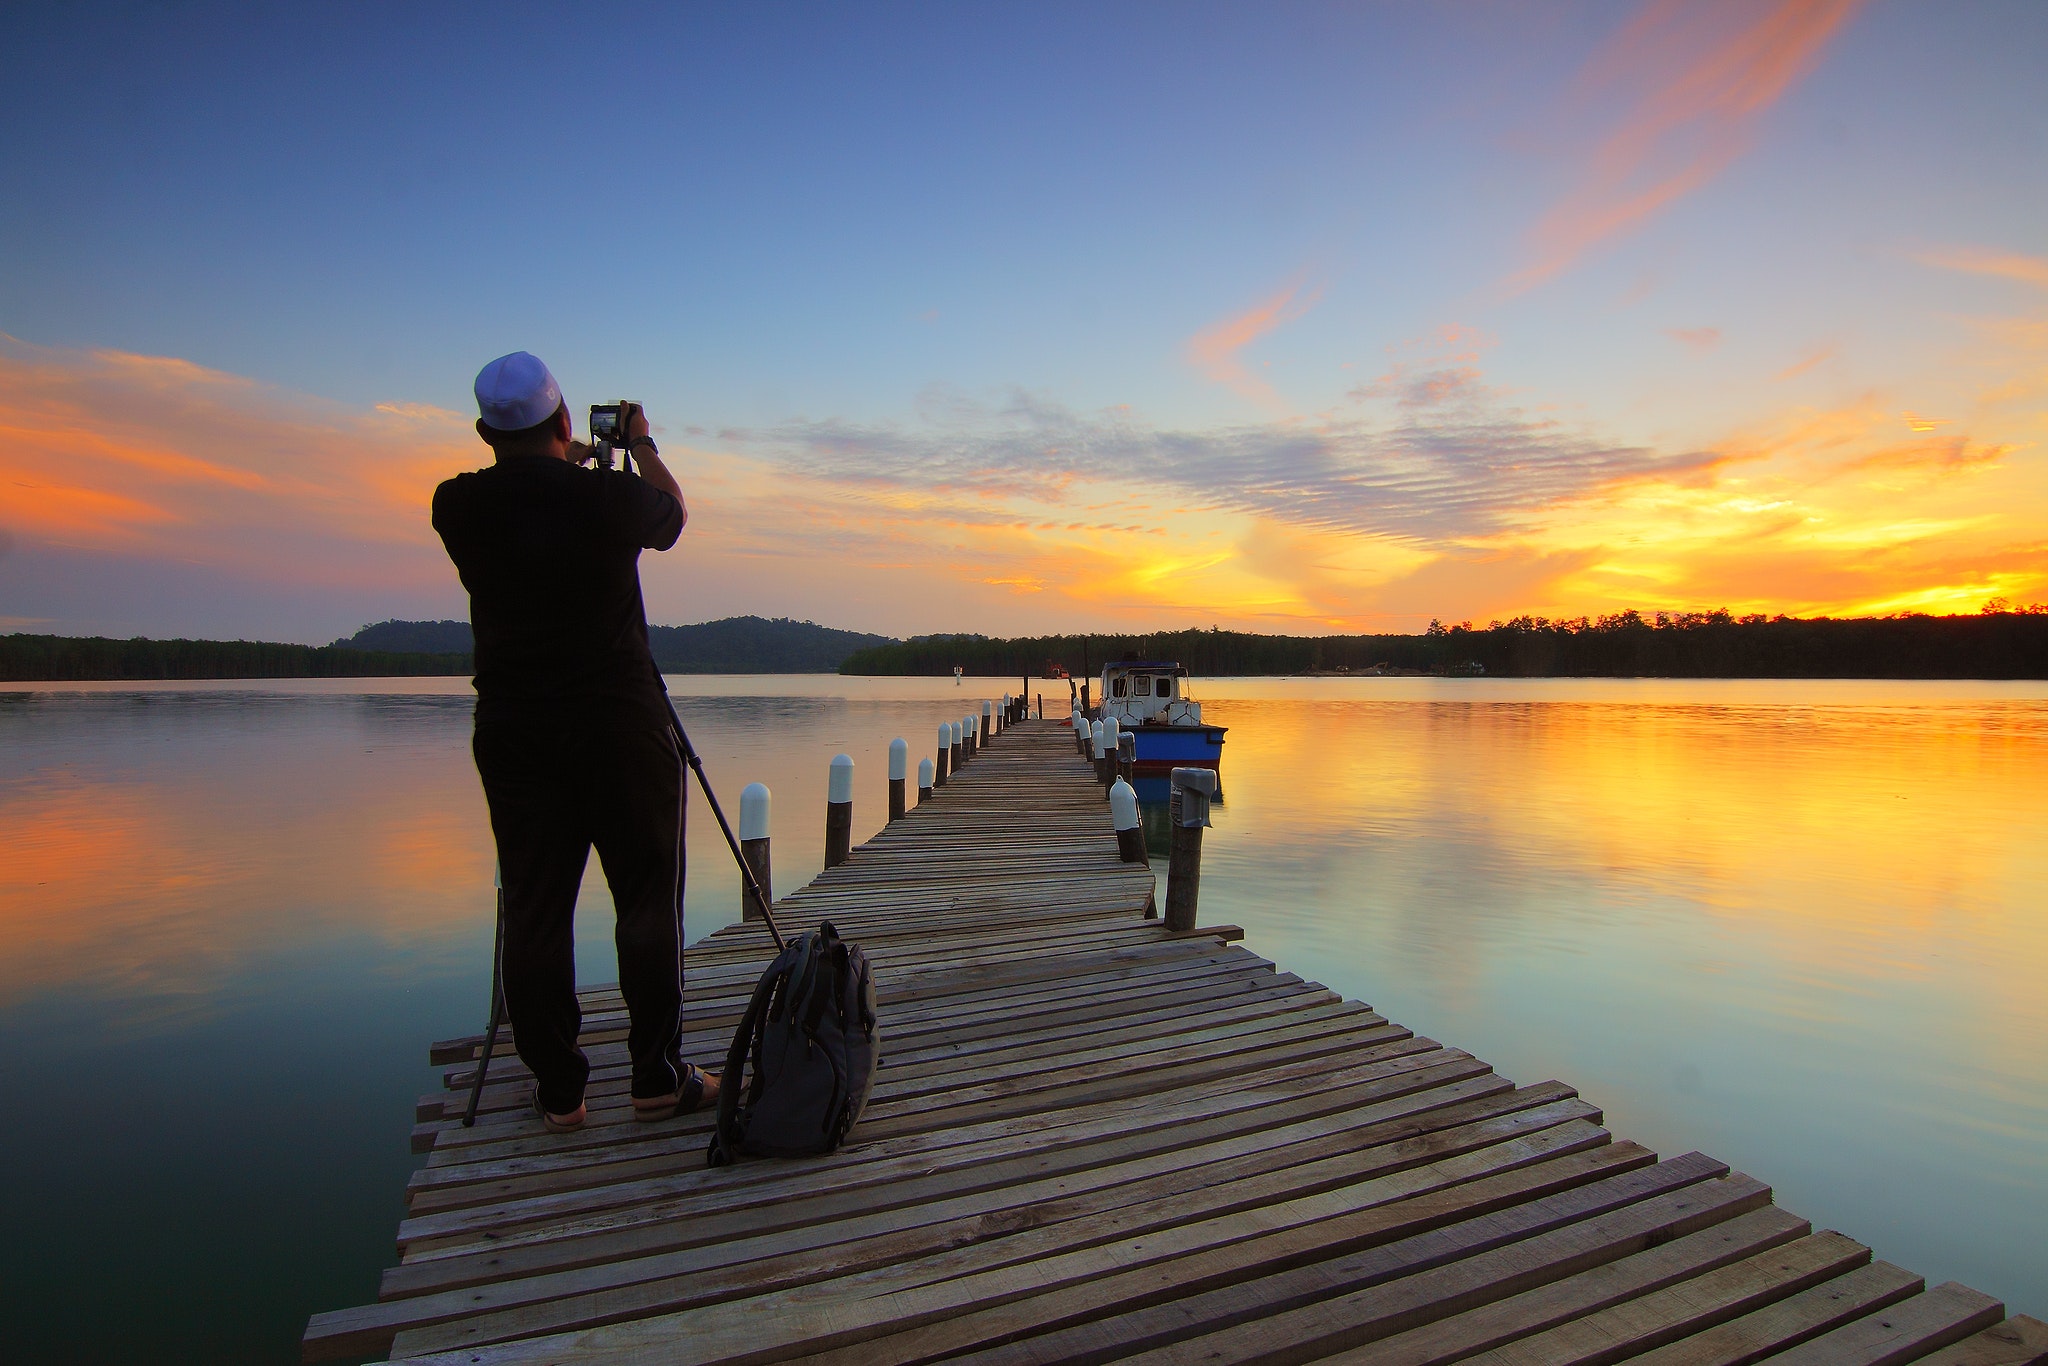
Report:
1185,279,1321,410
1667,326,1723,351
1772,341,1838,381
1509,0,1864,293
1912,245,2048,291
744,374,1719,545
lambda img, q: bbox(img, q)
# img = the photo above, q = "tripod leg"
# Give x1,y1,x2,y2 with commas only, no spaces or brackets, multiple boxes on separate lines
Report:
462,888,507,1127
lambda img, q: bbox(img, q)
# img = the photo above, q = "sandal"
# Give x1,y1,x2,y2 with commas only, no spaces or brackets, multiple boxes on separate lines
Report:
633,1063,719,1122
532,1092,586,1133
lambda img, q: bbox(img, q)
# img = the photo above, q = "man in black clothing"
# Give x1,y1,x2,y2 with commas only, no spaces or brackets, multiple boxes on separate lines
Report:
433,351,718,1132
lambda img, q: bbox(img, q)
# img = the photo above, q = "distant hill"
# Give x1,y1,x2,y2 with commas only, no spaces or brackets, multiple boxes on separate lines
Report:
338,619,473,654
0,634,469,681
336,616,895,673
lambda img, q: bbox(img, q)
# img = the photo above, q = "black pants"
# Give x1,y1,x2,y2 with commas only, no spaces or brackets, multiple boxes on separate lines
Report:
474,706,686,1114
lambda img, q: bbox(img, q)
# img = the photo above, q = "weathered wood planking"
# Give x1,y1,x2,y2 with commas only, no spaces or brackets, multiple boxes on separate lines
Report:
304,718,2040,1366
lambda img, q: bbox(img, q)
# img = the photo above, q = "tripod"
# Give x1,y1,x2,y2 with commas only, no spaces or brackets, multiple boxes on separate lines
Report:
461,695,785,1126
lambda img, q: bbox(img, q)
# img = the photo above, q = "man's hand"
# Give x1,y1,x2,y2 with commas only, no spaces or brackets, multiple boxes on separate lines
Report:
626,406,687,528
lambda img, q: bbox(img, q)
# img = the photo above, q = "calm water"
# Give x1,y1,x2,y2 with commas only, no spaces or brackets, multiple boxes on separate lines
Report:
1,676,2043,1362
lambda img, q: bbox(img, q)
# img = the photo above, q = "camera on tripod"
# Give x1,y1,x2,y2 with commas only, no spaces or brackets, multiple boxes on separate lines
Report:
583,401,644,470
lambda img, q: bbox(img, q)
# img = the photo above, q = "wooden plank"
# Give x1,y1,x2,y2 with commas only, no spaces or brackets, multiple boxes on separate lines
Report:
1305,1219,1854,1366
1760,1284,2007,1366
1453,1232,1877,1366
1911,1318,2048,1366
1622,1261,1927,1366
372,1133,1652,1365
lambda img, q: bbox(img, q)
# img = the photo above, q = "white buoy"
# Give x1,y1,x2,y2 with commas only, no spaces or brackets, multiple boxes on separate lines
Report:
825,755,854,868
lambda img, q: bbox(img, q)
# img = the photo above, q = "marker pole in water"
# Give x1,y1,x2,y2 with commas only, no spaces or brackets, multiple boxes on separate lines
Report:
825,755,854,869
934,723,951,787
1165,767,1216,932
887,738,908,822
739,783,773,921
917,756,934,803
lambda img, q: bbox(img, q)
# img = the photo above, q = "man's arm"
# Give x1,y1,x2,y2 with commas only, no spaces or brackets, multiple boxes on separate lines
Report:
627,407,687,528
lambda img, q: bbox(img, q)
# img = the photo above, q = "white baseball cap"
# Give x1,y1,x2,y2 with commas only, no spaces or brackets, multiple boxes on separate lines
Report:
473,351,565,432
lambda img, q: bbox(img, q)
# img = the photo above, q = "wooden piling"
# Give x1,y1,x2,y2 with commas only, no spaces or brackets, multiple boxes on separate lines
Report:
738,782,772,922
824,754,854,869
887,737,908,822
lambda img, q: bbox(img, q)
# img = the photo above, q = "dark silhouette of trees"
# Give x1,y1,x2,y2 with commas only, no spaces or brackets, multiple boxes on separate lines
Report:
841,608,2048,679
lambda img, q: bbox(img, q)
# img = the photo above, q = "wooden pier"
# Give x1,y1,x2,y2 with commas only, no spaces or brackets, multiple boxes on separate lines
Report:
306,718,2046,1366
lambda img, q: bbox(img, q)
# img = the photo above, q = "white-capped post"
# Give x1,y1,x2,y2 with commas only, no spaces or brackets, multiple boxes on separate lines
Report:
888,737,909,821
1099,716,1121,792
825,754,854,869
1164,767,1218,932
963,712,978,761
934,722,951,788
917,755,935,803
739,782,772,922
950,720,964,774
981,699,994,743
1110,777,1148,867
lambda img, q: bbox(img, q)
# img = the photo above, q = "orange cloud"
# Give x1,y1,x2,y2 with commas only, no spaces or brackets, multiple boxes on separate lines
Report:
1185,279,1321,410
1667,326,1722,351
0,334,478,588
1510,0,1864,292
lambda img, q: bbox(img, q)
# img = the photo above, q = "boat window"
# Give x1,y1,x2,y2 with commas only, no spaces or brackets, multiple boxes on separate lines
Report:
1111,677,1126,697
1156,677,1172,697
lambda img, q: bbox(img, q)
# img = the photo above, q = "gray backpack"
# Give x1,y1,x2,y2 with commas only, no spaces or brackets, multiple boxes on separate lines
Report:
707,920,879,1164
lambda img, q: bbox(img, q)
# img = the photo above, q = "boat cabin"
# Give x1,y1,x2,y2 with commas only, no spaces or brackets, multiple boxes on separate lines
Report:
1099,661,1204,727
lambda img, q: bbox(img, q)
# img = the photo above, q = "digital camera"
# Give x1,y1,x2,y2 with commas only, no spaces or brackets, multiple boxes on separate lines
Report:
584,401,643,469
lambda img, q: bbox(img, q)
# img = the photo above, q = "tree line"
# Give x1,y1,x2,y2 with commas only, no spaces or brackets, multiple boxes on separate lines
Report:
0,634,472,682
839,609,2048,679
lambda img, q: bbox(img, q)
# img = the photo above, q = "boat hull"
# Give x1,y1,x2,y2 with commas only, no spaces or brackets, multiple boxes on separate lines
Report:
1126,723,1226,777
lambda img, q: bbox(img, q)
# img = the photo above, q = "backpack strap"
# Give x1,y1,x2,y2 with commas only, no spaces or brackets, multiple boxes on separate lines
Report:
706,941,794,1167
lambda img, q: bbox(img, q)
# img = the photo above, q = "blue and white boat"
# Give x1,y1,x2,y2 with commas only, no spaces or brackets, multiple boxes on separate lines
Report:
1095,661,1226,777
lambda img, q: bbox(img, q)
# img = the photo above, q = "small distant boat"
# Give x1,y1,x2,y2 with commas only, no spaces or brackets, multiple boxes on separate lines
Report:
1095,660,1226,777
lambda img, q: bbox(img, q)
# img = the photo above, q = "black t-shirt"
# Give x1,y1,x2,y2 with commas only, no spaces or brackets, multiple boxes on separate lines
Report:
432,455,682,719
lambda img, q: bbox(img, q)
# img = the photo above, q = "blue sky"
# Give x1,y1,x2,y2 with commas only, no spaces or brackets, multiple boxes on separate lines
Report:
3,2,2046,640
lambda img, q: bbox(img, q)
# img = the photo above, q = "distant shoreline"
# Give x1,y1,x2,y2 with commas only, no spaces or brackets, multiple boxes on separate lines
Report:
11,610,2048,681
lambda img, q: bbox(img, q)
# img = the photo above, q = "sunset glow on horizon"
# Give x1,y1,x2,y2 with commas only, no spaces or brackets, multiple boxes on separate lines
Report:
3,2,2044,642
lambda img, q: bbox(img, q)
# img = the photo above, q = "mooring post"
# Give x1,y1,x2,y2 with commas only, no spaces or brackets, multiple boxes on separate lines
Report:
825,754,854,869
1089,718,1106,776
888,737,908,821
1110,777,1147,866
1099,717,1121,794
739,782,772,921
964,713,977,761
1118,730,1136,788
1164,766,1216,932
917,756,934,803
1036,692,1043,720
934,723,950,787
1073,707,1088,754
949,720,963,774
982,698,994,743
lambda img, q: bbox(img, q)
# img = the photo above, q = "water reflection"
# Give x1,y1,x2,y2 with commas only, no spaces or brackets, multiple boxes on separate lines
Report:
0,676,2042,1361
